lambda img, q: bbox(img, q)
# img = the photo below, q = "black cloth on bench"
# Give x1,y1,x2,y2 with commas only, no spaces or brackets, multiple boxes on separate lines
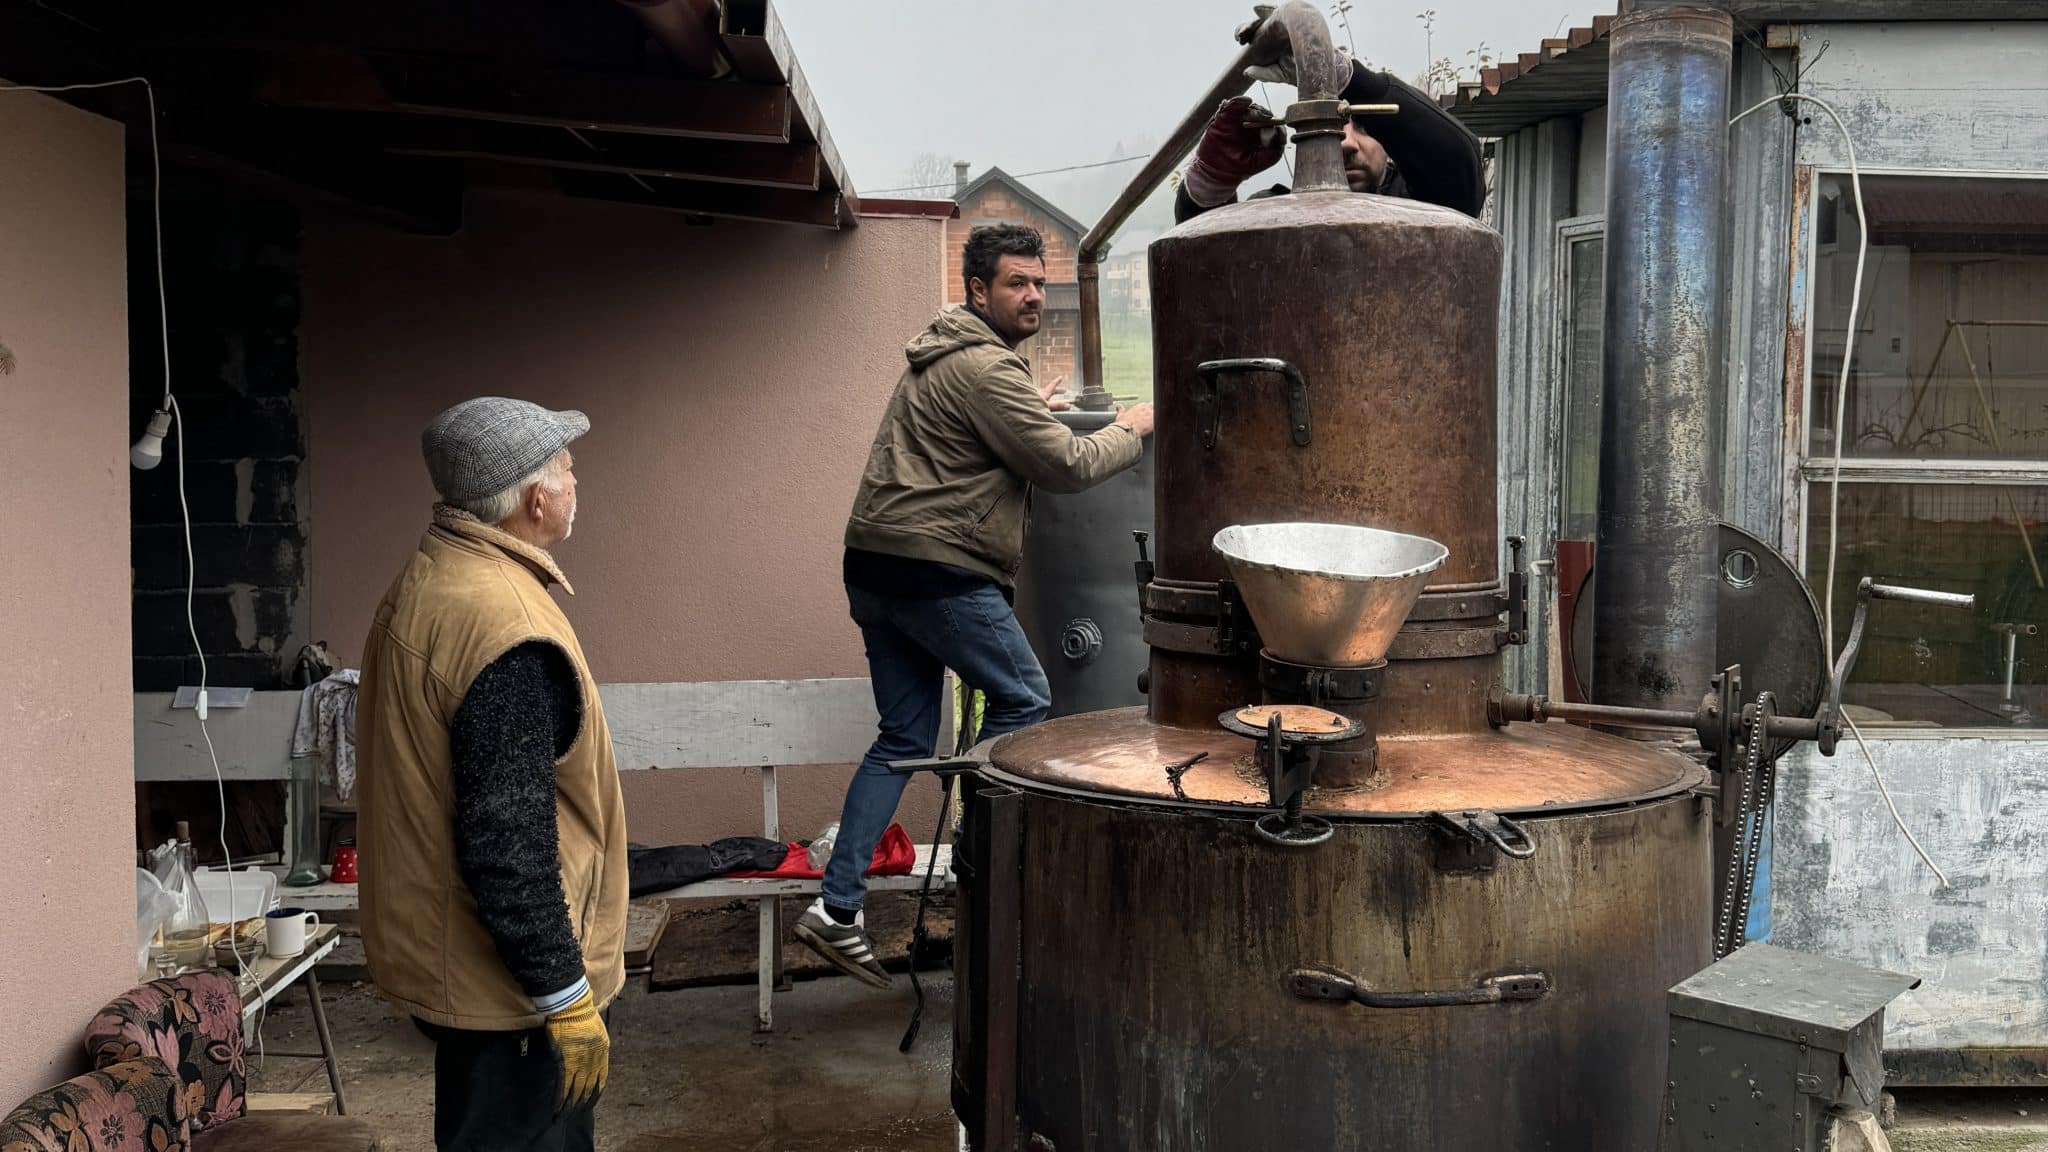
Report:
627,837,789,897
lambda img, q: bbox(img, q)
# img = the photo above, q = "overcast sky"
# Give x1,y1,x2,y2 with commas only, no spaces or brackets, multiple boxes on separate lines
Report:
780,0,1612,214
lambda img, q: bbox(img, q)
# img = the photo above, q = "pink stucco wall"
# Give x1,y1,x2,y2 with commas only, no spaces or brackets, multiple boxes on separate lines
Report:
303,193,947,845
0,89,137,1108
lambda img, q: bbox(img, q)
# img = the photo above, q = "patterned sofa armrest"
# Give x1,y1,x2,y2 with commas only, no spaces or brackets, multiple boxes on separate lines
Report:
85,972,246,1132
0,1058,188,1152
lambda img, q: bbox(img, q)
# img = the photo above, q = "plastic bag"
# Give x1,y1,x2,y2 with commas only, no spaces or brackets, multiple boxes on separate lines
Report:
135,868,178,981
805,823,840,870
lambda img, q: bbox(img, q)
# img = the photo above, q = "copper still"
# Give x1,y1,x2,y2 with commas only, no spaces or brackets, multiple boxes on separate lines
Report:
950,4,1714,1148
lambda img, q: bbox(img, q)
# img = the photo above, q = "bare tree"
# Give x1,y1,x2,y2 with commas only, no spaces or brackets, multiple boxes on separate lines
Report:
901,151,955,196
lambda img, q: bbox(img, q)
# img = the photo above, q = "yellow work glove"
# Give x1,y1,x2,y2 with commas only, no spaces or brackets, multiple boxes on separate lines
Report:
544,988,610,1116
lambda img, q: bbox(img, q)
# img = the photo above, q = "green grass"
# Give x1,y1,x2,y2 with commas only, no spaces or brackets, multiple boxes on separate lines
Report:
1098,323,1154,403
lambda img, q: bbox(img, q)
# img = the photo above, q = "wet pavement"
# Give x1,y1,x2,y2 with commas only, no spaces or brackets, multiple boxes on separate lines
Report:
247,972,956,1152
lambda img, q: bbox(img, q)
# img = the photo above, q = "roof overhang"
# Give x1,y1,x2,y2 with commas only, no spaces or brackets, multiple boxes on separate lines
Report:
1,0,860,232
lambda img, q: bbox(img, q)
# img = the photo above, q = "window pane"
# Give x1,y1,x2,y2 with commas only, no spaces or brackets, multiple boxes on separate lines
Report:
1806,482,2047,728
1560,234,1605,542
1808,174,2048,462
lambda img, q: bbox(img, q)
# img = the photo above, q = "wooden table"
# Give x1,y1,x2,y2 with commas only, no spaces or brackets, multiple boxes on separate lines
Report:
235,922,347,1115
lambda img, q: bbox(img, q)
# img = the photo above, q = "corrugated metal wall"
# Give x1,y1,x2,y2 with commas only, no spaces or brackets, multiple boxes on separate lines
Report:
1491,118,1580,694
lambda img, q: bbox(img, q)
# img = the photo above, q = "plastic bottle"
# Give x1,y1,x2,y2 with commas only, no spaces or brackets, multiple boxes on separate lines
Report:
806,823,839,870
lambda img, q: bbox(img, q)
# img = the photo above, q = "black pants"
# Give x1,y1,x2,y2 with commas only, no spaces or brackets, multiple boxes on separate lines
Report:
415,1019,596,1152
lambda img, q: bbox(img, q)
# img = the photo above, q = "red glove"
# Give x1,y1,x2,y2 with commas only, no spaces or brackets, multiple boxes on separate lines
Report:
1184,96,1284,208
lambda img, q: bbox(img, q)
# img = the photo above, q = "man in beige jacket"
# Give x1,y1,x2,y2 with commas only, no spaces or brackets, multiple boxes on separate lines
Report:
798,224,1155,985
357,397,627,1152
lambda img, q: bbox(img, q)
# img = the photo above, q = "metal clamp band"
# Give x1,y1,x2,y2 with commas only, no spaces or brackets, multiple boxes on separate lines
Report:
1259,652,1384,703
1384,624,1506,661
1404,585,1509,623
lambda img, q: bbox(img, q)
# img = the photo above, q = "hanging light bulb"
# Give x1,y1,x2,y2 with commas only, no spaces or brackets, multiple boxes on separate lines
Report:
131,403,173,470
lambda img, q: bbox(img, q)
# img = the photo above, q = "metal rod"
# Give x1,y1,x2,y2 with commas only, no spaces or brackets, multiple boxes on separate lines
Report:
1865,583,1978,610
1526,699,1700,729
1591,6,1735,718
1072,27,1261,408
2006,628,2020,706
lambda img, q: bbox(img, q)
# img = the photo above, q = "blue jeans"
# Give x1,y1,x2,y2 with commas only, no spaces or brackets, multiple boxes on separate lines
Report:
822,582,1051,912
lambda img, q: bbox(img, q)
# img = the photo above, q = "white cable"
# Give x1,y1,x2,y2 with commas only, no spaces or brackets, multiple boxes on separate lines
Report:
4,76,272,1012
1845,711,1950,887
1732,90,1949,887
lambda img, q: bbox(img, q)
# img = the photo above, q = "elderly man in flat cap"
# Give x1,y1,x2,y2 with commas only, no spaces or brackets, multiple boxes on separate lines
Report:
357,397,627,1152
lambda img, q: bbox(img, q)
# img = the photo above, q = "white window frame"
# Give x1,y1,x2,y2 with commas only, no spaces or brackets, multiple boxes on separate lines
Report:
1553,215,1607,538
1786,164,2048,738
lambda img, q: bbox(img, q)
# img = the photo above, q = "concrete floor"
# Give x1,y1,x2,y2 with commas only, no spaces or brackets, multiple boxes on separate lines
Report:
249,975,2048,1151
246,975,958,1152
1889,1090,2048,1152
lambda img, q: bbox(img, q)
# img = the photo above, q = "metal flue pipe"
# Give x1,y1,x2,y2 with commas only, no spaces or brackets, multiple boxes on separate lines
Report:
1592,6,1734,715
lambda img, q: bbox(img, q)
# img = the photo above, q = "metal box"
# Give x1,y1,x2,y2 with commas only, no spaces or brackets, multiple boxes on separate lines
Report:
1666,943,1920,1151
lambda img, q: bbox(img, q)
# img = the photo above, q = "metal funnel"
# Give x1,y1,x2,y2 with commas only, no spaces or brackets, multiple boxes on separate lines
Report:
1213,523,1449,667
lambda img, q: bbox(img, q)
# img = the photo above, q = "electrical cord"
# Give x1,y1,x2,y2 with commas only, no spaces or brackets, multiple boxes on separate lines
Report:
1731,88,1949,888
2,76,273,1029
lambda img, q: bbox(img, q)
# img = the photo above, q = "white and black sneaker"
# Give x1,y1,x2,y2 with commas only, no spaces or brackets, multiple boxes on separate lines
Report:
794,899,892,990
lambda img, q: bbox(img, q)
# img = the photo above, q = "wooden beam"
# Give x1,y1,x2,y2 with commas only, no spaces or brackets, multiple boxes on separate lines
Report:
558,169,847,227
0,5,458,234
259,48,793,142
717,0,857,223
386,119,822,188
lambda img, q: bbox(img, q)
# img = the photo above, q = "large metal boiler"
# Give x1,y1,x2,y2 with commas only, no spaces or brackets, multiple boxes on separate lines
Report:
946,6,1713,1148
1015,410,1154,717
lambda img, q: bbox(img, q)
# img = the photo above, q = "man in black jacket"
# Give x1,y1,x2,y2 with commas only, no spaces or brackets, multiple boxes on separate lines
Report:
1176,32,1485,222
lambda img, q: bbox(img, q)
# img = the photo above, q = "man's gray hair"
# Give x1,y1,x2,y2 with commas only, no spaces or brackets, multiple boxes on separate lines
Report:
456,451,570,525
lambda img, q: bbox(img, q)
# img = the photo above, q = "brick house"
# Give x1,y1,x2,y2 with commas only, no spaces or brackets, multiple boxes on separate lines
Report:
947,164,1088,389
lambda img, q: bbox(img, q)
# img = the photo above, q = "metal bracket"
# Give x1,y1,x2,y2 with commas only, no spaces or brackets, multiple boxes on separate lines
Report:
1216,579,1253,654
1131,531,1154,610
1504,535,1529,646
1286,964,1550,1009
1429,809,1537,861
1195,358,1311,450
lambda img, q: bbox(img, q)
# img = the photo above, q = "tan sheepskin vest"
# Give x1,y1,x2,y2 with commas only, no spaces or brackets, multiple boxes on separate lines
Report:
357,512,628,1030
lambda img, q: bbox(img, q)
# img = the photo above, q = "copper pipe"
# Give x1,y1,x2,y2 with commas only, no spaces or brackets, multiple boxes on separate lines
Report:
1073,24,1262,409
617,0,727,76
1075,1,1348,407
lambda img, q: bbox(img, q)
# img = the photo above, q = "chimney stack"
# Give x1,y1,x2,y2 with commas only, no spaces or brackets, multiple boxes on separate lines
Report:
953,160,971,198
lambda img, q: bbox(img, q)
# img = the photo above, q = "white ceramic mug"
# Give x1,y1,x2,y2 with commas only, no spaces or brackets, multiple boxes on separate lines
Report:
265,908,320,958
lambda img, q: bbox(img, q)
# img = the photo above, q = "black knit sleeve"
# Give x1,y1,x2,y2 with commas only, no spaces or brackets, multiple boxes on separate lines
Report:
448,641,586,1001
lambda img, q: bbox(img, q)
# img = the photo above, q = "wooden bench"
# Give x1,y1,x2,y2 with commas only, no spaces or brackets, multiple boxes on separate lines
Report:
606,676,959,1032
138,678,957,1034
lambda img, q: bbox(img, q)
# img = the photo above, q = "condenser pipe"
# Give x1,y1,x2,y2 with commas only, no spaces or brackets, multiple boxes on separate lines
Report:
1591,6,1734,715
1074,21,1267,408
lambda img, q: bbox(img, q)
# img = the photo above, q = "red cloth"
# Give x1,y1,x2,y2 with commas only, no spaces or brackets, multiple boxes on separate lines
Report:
729,822,915,880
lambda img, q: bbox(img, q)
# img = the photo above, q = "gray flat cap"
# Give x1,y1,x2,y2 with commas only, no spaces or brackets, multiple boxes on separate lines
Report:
422,397,589,505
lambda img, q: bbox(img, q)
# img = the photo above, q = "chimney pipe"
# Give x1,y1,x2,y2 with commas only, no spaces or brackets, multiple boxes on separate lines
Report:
1592,6,1733,719
953,160,971,198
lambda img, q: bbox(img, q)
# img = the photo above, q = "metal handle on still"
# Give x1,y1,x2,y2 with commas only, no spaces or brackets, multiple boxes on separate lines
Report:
1286,964,1551,1010
1194,358,1312,450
